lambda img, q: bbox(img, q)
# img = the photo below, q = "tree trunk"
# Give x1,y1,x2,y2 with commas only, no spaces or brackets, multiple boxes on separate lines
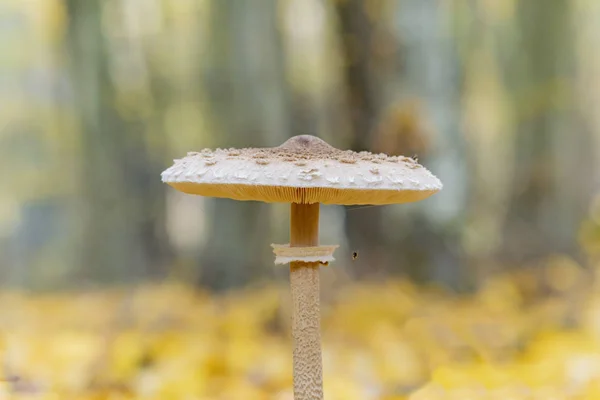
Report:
501,0,588,263
334,0,386,277
200,0,290,290
387,0,468,288
66,0,171,282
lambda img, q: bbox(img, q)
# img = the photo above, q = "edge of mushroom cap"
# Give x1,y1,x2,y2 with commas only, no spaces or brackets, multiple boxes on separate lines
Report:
160,135,443,204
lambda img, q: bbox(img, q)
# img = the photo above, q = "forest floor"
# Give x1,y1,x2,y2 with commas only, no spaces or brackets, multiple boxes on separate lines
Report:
1,258,600,399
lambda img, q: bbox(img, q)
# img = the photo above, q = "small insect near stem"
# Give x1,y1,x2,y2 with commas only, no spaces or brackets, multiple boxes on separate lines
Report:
352,251,358,260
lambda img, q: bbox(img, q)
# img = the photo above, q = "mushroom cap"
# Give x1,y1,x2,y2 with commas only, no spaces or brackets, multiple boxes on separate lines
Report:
161,135,442,205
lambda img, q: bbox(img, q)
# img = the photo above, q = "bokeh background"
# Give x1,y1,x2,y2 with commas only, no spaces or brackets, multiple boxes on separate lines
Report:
2,0,600,398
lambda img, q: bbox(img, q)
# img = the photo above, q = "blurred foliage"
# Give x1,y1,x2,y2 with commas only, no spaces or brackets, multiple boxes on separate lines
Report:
1,255,600,399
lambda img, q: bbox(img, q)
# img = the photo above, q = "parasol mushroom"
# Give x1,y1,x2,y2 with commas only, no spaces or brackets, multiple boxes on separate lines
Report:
161,134,442,399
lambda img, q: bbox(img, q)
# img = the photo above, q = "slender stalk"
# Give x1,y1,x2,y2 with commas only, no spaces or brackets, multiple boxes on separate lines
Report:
290,202,323,400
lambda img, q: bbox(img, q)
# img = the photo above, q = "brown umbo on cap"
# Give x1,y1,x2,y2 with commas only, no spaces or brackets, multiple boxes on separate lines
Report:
161,135,442,205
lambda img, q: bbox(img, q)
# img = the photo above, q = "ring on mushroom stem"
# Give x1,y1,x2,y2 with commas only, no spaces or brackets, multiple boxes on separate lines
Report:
161,134,442,400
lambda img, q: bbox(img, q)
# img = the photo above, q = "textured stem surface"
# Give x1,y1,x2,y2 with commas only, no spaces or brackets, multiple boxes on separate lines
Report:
290,202,323,400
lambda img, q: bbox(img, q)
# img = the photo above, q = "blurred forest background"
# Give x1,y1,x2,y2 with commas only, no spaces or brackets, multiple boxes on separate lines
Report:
2,0,600,398
3,0,599,290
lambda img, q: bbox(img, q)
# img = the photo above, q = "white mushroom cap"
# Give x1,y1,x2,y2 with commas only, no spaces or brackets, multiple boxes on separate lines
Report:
161,135,442,205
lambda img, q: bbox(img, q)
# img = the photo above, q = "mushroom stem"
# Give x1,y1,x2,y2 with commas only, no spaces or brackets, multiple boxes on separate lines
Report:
290,202,323,400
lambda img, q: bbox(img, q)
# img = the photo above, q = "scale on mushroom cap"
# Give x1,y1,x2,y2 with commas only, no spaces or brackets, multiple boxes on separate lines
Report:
161,134,442,400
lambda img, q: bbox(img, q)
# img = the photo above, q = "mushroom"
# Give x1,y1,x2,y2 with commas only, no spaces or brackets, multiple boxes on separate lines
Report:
161,135,442,399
